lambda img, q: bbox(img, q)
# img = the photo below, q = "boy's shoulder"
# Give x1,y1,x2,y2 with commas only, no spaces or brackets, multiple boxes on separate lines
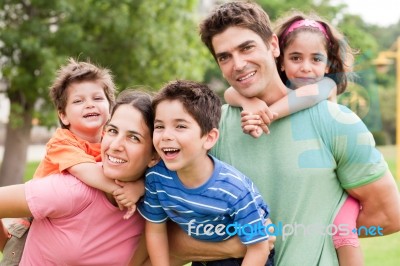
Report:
47,128,80,145
211,156,253,184
146,160,172,178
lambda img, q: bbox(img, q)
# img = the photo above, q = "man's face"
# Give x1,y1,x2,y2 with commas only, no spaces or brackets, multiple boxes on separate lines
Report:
212,26,280,99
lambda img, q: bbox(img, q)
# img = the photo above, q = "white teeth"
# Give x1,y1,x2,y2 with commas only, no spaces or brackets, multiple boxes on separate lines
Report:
163,148,179,152
108,155,126,164
238,71,255,81
84,113,99,118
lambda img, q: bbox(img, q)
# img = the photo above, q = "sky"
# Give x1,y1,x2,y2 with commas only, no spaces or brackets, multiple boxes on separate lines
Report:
331,0,400,26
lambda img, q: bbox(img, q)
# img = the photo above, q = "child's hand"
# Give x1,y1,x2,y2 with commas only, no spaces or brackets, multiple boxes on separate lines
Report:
241,111,264,138
123,205,137,220
240,98,277,137
241,111,275,138
113,179,145,216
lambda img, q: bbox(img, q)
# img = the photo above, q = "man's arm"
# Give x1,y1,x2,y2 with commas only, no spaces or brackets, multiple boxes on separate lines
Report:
167,220,276,264
128,233,151,266
347,170,400,236
167,221,246,263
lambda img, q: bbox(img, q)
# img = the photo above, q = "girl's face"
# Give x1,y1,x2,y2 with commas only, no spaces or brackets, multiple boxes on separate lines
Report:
282,31,329,89
59,81,110,143
101,104,157,182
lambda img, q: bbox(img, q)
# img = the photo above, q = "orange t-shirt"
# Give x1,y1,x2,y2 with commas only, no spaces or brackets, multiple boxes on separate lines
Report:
33,128,102,178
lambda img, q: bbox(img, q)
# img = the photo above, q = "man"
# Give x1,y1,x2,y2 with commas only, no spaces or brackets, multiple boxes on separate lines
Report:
168,1,400,266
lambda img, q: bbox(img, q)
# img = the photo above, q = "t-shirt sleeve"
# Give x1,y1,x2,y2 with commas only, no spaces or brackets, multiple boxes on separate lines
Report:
232,176,270,245
320,103,388,189
25,174,93,220
47,139,97,173
137,169,169,223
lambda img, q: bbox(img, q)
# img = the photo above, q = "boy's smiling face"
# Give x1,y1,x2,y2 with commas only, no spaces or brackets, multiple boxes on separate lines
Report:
153,99,211,173
59,81,110,142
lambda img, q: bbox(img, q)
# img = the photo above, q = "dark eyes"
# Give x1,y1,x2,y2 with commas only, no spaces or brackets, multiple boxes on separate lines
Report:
217,55,229,63
105,127,117,135
242,45,254,51
154,125,186,129
71,96,105,103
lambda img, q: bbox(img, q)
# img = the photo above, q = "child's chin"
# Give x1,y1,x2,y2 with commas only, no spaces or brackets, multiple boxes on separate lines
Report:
163,162,180,171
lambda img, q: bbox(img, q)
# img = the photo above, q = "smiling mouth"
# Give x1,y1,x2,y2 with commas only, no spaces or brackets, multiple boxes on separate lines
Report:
162,148,180,156
237,71,256,82
83,113,99,118
295,77,316,81
108,155,126,164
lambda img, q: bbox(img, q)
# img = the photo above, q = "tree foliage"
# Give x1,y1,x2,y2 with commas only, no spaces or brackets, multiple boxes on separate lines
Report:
0,0,210,185
0,0,398,185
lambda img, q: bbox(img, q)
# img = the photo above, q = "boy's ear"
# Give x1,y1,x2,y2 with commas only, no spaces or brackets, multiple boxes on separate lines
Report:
203,128,219,151
58,110,70,126
148,151,161,168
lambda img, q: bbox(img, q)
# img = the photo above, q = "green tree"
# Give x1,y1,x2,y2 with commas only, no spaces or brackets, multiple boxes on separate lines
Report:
0,1,66,185
0,0,209,185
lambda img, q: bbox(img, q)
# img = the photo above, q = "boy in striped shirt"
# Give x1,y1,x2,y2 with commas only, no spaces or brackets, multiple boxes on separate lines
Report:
138,80,274,266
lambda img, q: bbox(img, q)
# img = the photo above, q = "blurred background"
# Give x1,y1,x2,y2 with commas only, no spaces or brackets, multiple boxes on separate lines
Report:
0,0,399,264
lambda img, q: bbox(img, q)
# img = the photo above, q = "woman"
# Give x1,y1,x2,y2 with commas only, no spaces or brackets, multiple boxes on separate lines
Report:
0,89,158,265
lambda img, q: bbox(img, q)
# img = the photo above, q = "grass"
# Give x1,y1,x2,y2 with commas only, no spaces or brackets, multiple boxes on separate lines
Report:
2,146,400,264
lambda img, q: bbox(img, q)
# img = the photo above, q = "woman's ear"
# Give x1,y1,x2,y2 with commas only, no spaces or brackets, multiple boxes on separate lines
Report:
203,128,219,151
148,151,161,168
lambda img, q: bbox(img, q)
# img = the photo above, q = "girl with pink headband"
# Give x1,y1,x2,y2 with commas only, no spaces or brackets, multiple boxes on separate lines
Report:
225,11,361,266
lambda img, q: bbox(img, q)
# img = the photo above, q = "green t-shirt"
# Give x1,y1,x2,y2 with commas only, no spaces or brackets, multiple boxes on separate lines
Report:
211,101,387,266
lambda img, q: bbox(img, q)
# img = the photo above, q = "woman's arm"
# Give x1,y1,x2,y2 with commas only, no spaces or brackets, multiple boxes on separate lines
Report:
0,220,9,252
0,184,32,218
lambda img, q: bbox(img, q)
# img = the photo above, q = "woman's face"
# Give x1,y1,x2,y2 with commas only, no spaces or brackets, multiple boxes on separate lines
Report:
101,104,156,182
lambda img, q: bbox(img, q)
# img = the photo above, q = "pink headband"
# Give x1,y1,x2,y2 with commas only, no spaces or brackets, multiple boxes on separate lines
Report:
281,19,330,43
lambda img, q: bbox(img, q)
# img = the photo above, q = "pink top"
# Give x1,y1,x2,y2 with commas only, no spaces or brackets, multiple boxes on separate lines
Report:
20,173,144,265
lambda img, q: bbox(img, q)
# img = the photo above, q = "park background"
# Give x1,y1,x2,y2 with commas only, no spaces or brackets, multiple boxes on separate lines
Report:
0,0,399,265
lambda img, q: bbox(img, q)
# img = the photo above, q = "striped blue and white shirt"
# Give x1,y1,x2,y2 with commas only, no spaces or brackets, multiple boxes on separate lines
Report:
137,156,270,245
